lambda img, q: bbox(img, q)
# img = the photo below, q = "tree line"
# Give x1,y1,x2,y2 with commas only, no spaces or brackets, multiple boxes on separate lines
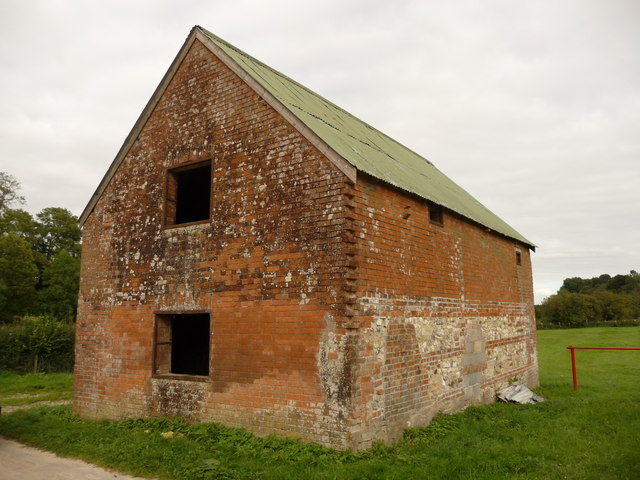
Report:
536,270,640,328
0,172,81,323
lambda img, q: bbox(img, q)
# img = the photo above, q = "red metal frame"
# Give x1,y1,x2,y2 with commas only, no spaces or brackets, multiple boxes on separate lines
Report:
566,346,640,390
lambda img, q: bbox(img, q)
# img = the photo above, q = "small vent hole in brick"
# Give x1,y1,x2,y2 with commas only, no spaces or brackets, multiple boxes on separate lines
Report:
429,203,444,226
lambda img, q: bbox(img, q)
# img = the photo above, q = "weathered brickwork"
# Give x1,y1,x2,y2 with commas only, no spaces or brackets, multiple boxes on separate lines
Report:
76,39,357,448
346,175,537,446
75,38,537,451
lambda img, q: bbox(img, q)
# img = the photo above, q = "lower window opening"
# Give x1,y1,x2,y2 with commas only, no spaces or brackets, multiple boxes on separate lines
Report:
155,313,210,377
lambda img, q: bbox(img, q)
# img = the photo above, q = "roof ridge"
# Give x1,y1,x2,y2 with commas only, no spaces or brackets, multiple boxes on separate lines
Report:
199,27,364,119
80,26,533,248
197,27,533,248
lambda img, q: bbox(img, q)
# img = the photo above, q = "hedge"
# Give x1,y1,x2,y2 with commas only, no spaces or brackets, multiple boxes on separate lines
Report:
0,316,75,373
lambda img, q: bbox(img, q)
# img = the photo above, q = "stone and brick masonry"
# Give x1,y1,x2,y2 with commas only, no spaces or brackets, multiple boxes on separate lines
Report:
74,30,538,450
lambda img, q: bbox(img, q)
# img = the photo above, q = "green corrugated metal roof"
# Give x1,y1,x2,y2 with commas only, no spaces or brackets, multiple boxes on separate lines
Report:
200,27,533,247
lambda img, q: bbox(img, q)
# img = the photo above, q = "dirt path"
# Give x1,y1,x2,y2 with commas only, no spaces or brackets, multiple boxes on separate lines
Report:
0,436,151,480
0,401,152,479
1,399,72,414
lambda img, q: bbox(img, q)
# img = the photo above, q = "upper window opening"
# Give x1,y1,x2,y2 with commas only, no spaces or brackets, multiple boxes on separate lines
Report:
516,250,522,266
428,203,444,226
165,160,211,226
155,313,210,377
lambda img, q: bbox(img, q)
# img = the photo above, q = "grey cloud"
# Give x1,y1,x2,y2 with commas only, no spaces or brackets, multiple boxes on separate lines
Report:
0,0,638,304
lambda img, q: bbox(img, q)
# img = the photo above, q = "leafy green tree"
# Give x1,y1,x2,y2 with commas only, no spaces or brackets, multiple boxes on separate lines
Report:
0,172,25,214
21,315,75,372
0,172,82,323
0,233,38,322
0,208,49,289
0,208,39,244
561,277,587,294
38,250,80,322
607,274,629,293
35,207,81,260
594,274,612,289
0,316,75,372
539,270,640,328
592,290,631,321
538,290,602,327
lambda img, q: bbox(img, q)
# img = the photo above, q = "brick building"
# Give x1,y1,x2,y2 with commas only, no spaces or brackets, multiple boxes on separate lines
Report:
74,26,538,450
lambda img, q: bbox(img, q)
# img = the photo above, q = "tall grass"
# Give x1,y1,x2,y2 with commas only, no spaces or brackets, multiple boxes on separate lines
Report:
0,327,638,479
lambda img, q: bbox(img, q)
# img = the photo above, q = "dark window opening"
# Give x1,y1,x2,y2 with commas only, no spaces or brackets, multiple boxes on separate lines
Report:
155,313,210,377
165,161,211,226
428,203,444,226
516,250,522,266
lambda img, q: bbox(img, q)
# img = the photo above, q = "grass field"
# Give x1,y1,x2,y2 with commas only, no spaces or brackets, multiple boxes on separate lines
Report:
0,327,638,479
0,371,73,406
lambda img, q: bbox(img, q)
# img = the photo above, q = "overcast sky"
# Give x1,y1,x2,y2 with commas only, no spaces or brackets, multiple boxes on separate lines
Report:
1,0,639,303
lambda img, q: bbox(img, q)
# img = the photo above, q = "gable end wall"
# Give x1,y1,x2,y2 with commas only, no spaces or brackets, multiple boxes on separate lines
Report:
74,39,358,448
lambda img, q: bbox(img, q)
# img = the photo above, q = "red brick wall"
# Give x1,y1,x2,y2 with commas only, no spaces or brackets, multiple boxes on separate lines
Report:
75,39,356,447
348,175,537,446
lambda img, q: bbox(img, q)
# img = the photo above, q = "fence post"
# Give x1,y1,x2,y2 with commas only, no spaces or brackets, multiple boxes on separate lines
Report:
566,346,639,391
569,347,578,391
